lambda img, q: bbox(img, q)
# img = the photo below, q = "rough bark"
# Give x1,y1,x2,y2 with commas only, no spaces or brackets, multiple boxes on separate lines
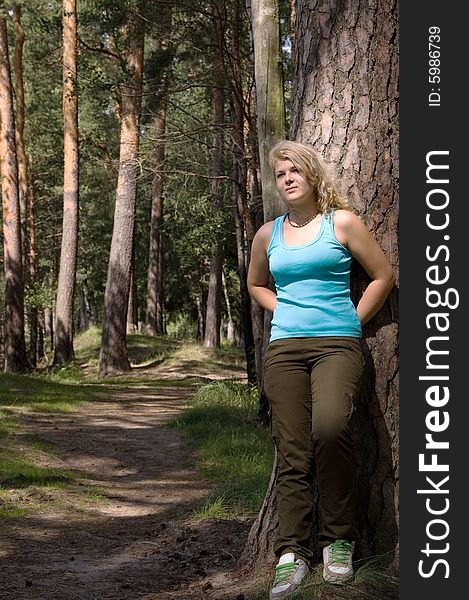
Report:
0,15,28,373
203,3,225,348
54,0,79,365
99,2,145,376
243,0,399,571
241,448,279,566
291,0,399,567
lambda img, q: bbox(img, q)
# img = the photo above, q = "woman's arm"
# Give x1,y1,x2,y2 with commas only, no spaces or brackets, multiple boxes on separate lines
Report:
247,222,278,313
335,210,396,326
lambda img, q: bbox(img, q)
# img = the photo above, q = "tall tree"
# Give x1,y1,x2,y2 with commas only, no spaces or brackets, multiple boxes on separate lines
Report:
12,6,39,366
54,0,79,364
243,0,398,570
249,0,285,396
203,1,225,348
144,96,166,335
229,0,257,382
99,1,145,376
291,0,399,567
26,169,39,365
12,5,28,267
144,2,173,337
251,0,285,222
0,12,28,373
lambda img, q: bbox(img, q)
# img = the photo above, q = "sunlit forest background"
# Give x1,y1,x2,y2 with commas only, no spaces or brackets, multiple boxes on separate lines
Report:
0,0,399,573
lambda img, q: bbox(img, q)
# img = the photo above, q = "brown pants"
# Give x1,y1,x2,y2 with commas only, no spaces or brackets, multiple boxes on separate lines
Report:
263,337,364,567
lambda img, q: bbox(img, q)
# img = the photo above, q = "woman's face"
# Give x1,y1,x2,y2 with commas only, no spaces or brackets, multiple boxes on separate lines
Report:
274,159,315,207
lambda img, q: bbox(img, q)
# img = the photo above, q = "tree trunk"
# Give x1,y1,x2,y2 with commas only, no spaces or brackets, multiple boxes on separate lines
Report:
248,0,285,414
26,172,39,366
126,264,138,334
222,269,235,344
250,0,285,222
144,98,166,336
247,155,265,389
0,15,28,373
232,152,256,380
12,6,28,270
229,0,256,383
196,292,205,342
243,0,399,571
13,8,39,367
292,0,399,567
203,3,225,348
0,290,3,370
79,279,90,332
44,306,54,352
54,0,79,365
204,248,223,348
145,3,172,337
37,313,45,360
99,2,145,376
247,0,285,410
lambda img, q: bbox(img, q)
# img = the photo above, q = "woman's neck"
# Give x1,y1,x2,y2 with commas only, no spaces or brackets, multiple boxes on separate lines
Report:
287,204,320,223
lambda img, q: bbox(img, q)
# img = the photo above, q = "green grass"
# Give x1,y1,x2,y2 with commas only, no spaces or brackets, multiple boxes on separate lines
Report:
0,495,28,518
0,445,78,517
0,332,249,520
0,410,19,437
70,325,182,375
0,442,111,518
168,380,274,519
0,369,94,517
0,450,78,489
0,372,90,413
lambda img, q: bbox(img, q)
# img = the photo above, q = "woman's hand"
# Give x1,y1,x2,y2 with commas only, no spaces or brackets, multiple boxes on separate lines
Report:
334,210,396,326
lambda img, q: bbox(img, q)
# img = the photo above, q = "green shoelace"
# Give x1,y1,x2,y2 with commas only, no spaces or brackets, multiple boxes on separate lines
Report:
274,562,298,585
328,540,353,564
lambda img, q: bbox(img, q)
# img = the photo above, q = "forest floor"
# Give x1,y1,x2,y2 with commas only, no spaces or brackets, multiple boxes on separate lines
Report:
0,337,273,600
1,333,398,600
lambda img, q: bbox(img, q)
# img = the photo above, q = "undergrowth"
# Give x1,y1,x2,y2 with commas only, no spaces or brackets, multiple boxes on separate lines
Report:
168,380,274,520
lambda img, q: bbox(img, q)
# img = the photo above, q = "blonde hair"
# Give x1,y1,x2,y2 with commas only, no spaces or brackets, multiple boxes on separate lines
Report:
269,140,357,214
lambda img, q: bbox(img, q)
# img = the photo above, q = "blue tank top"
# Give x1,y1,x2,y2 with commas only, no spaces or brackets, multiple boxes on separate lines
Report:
267,209,362,342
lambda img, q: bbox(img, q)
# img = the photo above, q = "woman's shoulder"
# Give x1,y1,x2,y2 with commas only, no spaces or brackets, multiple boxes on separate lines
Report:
331,208,362,225
255,219,277,240
331,209,365,234
330,209,366,248
252,218,279,252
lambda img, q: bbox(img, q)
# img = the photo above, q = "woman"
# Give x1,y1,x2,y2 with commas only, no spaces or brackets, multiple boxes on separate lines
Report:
247,140,395,599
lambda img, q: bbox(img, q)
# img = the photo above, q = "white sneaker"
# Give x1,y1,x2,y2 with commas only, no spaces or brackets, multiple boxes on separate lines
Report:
270,552,309,600
323,539,355,584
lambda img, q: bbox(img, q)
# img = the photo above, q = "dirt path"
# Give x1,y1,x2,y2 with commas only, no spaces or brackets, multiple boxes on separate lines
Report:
0,366,265,600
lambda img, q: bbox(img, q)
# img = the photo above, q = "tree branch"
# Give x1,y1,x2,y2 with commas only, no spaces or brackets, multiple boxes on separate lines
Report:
78,36,120,60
